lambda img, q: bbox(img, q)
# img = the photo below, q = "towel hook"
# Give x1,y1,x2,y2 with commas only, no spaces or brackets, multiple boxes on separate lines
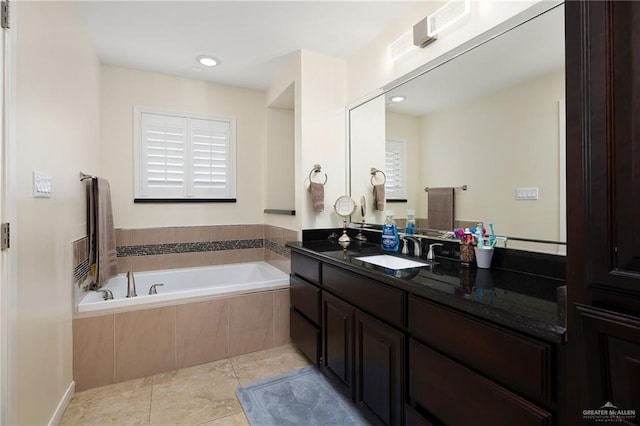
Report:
370,168,386,186
308,164,327,185
80,172,97,181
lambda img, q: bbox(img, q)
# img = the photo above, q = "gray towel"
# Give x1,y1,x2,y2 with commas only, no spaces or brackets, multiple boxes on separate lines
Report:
88,178,118,286
427,187,454,231
308,182,324,212
373,184,385,211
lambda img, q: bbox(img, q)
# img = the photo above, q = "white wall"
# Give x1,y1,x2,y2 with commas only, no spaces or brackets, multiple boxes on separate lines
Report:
101,66,266,229
16,2,101,424
419,71,565,240
297,50,348,230
347,1,540,103
266,107,294,211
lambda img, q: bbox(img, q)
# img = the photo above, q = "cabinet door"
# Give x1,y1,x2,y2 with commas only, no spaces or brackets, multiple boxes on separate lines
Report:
576,305,640,417
355,310,405,426
322,292,354,395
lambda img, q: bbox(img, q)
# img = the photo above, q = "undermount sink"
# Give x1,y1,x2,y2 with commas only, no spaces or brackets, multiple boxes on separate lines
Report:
355,255,429,270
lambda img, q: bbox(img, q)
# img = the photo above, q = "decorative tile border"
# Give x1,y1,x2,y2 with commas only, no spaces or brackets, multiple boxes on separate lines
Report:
116,239,264,257
265,239,291,259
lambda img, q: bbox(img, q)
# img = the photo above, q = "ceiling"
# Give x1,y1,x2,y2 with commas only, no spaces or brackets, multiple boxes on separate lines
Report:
75,1,420,91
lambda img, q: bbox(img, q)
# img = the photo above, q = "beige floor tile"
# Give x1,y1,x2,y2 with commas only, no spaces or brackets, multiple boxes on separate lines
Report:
199,412,250,426
230,344,310,385
150,360,242,425
71,377,153,403
60,381,152,426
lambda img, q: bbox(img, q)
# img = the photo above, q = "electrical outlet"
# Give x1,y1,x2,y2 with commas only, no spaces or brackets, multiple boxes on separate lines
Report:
33,172,52,198
515,187,538,200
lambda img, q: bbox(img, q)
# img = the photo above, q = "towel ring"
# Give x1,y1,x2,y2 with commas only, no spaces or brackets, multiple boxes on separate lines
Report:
308,165,327,185
370,168,386,186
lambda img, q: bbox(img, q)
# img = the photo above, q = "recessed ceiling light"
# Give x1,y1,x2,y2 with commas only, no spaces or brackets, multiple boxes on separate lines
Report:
197,55,220,67
390,96,406,103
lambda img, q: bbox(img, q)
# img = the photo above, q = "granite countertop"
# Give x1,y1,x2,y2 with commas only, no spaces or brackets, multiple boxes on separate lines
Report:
286,240,567,344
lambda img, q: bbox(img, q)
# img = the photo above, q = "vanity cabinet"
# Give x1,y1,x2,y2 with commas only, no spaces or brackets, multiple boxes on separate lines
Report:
289,249,561,425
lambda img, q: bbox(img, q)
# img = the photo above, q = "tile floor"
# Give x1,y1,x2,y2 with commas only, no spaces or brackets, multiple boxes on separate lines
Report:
60,344,311,425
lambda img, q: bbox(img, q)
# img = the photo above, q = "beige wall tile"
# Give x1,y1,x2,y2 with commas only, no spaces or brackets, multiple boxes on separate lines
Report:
171,251,215,269
266,256,291,275
129,227,175,245
213,248,265,265
115,306,176,382
115,228,131,246
282,229,297,244
173,226,213,243
117,257,131,274
73,315,115,392
130,254,175,272
212,225,246,241
273,289,290,346
245,224,265,240
176,299,229,369
265,225,284,243
228,292,274,357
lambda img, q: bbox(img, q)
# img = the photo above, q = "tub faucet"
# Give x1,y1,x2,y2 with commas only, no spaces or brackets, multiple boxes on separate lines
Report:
96,289,113,300
126,270,137,298
149,283,164,295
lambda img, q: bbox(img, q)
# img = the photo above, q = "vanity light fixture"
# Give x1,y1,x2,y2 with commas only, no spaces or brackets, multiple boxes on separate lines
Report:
390,96,406,103
197,55,220,67
427,0,471,37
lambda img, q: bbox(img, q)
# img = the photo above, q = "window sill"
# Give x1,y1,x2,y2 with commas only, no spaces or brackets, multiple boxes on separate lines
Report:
134,198,237,203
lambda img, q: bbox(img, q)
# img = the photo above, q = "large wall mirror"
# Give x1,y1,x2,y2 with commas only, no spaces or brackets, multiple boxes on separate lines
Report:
348,3,565,254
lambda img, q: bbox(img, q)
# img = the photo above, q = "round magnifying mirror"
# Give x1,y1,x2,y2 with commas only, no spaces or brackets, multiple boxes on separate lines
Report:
334,195,356,217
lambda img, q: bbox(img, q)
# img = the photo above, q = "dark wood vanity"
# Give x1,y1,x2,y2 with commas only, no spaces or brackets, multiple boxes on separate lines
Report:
287,242,566,426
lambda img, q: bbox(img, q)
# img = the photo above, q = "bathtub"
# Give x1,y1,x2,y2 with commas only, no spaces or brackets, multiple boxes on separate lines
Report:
77,261,289,315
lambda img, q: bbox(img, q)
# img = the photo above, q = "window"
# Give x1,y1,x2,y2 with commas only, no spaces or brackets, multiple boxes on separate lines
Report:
134,107,236,201
385,139,407,200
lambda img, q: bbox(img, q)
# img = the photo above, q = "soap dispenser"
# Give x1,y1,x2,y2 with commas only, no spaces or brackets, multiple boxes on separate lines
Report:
381,210,400,252
406,210,416,236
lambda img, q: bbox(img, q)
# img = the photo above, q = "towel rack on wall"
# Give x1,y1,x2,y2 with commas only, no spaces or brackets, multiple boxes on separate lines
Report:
370,168,386,185
424,185,467,192
79,172,97,181
308,164,327,185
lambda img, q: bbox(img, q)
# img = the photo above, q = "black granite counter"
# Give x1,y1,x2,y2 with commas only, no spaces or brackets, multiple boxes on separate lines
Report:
286,240,567,344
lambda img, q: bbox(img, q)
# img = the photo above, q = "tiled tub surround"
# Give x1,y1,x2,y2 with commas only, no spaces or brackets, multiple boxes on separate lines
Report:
72,225,296,286
73,288,291,392
72,224,297,391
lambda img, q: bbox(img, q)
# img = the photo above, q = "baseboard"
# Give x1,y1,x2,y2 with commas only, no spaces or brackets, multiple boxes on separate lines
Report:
48,381,75,426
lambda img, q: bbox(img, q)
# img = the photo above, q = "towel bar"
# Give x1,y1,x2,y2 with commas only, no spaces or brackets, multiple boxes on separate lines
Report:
424,185,467,192
80,172,97,181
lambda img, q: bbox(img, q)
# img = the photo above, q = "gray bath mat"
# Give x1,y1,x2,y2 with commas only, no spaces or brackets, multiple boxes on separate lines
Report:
236,366,370,425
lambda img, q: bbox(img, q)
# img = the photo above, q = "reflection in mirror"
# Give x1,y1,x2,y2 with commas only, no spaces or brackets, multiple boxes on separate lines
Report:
348,4,566,254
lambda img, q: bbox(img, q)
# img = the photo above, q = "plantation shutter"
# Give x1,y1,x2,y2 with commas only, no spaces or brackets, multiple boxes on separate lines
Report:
385,139,406,200
140,113,186,197
136,108,236,200
190,118,234,198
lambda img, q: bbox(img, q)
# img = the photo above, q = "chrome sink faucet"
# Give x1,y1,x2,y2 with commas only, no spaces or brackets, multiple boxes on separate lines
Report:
402,236,422,258
126,270,137,298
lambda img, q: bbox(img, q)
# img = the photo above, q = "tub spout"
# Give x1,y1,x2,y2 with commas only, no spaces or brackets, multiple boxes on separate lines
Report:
126,270,137,298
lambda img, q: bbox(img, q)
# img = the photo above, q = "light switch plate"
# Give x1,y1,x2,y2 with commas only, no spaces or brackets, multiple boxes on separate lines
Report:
33,172,52,198
515,187,538,200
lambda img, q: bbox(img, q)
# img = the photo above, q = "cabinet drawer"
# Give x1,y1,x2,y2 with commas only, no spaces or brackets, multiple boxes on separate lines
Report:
408,295,551,402
291,252,322,285
409,339,552,426
290,308,320,365
323,264,405,328
405,404,433,426
290,275,321,325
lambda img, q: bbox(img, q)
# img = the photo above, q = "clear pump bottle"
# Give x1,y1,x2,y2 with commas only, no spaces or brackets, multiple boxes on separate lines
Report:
406,210,416,236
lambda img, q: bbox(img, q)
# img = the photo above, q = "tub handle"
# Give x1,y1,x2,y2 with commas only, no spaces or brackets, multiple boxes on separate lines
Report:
96,289,113,300
149,283,164,295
